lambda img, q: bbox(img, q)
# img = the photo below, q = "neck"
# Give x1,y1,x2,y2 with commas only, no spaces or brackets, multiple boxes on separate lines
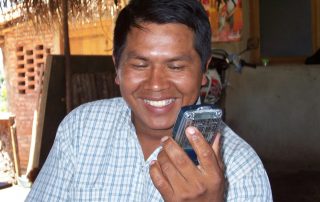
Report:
135,125,173,160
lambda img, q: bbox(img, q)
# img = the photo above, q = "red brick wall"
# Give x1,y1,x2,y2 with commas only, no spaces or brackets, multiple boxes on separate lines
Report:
2,23,56,173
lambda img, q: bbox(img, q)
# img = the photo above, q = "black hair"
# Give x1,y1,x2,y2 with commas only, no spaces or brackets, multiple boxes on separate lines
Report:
113,0,212,72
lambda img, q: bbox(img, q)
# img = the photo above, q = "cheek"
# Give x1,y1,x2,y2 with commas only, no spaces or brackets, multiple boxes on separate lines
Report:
117,69,146,92
172,73,203,93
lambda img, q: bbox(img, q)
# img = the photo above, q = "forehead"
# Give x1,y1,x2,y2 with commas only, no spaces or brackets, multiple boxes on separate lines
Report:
124,22,196,52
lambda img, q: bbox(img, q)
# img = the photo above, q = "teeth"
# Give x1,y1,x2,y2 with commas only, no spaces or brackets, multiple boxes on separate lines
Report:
144,99,175,107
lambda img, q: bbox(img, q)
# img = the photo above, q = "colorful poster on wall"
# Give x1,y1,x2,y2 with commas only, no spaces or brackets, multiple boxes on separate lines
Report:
201,0,243,42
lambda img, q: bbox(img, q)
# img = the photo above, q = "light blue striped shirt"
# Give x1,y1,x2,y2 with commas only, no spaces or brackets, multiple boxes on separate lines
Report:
26,97,272,201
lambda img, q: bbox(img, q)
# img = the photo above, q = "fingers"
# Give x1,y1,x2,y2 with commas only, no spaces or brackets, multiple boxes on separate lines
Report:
150,137,208,200
212,132,224,170
149,160,174,201
185,126,221,172
158,137,198,183
212,132,221,156
149,142,195,201
150,131,225,201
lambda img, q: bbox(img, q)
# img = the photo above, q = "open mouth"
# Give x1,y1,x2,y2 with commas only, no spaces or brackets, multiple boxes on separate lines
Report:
144,98,175,107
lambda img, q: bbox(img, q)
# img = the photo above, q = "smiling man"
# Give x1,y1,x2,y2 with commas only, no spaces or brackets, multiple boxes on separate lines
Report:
26,0,272,201
115,22,207,159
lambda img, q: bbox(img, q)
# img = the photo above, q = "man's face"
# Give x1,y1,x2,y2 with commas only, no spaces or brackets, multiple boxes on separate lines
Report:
115,23,207,137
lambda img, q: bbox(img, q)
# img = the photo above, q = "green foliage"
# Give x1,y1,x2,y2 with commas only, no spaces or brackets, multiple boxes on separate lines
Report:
0,74,8,112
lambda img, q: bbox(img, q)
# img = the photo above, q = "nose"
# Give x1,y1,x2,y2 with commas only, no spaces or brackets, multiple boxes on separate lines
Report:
144,66,169,91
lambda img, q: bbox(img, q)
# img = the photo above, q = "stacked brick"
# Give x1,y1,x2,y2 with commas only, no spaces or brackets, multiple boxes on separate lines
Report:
2,23,55,173
16,44,50,95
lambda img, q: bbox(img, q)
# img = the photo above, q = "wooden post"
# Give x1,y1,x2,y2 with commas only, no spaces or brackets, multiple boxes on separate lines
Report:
9,117,20,178
62,0,72,113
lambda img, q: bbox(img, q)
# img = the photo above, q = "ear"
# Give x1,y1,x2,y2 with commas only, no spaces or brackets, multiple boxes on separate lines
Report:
201,57,212,86
201,74,208,87
112,55,120,85
115,74,120,85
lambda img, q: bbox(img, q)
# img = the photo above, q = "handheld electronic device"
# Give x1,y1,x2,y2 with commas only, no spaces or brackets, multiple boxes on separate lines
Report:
172,104,223,164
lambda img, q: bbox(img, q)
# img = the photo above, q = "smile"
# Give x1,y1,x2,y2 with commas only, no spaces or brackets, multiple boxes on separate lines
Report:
144,99,175,107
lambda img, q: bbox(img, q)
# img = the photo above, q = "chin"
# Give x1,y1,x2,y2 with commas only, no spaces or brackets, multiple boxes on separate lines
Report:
147,121,174,131
151,123,173,131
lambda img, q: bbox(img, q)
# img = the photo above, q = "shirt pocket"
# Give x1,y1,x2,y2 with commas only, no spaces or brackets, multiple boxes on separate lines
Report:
71,188,104,201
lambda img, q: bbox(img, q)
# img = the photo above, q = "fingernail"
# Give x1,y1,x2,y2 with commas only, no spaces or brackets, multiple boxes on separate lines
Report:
161,136,169,143
150,160,156,166
186,126,198,141
187,126,196,134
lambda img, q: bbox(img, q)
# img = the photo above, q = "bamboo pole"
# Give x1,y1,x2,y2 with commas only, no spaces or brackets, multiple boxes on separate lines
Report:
62,0,72,113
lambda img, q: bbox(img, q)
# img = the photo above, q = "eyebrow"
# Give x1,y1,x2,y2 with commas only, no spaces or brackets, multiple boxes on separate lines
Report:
167,55,192,62
127,51,192,61
126,52,148,61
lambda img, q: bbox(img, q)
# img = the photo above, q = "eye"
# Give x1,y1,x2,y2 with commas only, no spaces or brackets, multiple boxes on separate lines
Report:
168,63,185,70
125,57,149,69
132,63,148,68
128,60,148,69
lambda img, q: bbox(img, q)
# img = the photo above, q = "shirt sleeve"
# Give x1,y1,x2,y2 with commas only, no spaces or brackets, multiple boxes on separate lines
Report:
25,119,76,202
225,163,273,201
221,124,273,201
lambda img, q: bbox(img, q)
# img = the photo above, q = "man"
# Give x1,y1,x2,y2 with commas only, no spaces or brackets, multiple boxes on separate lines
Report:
26,0,272,201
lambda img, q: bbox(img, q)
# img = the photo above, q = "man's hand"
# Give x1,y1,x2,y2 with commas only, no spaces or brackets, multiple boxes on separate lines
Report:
149,126,224,202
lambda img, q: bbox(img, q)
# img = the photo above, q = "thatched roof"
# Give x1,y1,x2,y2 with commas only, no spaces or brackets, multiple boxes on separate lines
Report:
0,0,127,26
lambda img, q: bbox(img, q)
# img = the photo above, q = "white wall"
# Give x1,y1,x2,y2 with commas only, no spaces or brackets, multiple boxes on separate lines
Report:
225,65,320,172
